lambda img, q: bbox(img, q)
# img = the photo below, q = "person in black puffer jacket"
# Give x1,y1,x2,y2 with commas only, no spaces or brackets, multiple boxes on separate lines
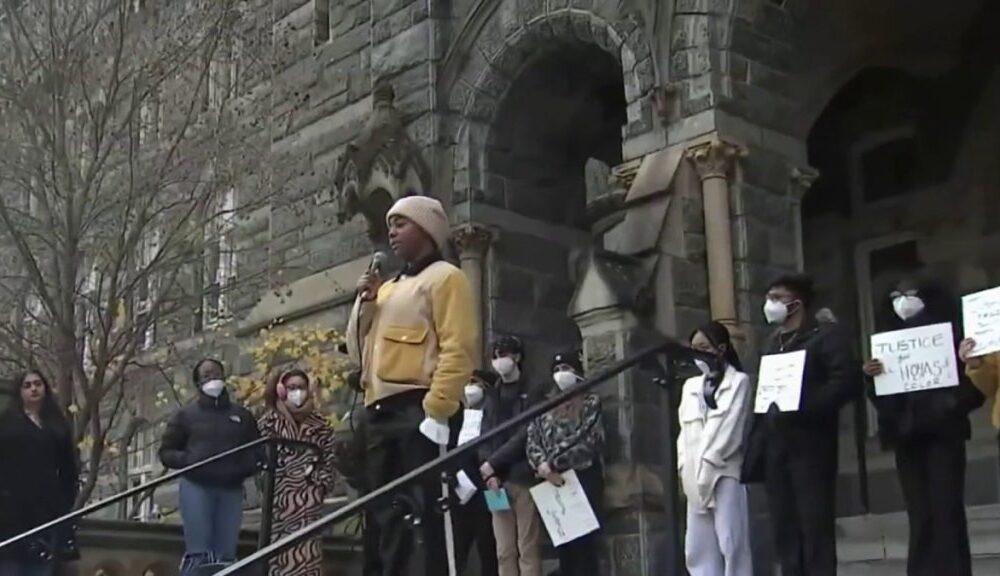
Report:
862,274,984,576
476,336,545,576
159,358,260,575
0,370,79,576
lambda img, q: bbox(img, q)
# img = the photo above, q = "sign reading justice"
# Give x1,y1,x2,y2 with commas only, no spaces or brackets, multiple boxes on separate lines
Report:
870,322,959,396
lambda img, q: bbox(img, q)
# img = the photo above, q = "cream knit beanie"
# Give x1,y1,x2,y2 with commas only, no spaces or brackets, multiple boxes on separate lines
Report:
385,196,450,251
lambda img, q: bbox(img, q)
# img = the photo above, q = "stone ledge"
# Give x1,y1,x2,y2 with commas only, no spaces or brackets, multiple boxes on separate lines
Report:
236,255,370,336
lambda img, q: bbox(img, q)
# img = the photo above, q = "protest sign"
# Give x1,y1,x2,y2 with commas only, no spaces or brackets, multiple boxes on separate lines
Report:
530,470,600,547
754,350,807,413
962,286,1000,357
870,322,959,396
457,409,483,446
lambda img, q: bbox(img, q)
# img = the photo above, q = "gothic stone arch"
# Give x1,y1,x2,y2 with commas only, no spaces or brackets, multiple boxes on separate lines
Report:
448,1,658,204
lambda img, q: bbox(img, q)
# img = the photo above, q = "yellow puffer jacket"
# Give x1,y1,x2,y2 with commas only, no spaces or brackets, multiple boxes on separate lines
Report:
966,352,1000,429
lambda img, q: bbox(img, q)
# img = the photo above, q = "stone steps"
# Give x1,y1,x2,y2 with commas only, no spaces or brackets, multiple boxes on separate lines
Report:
837,504,1000,575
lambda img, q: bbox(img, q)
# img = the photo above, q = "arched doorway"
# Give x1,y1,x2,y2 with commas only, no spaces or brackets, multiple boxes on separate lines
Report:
486,42,626,228
470,38,629,376
801,1,1000,525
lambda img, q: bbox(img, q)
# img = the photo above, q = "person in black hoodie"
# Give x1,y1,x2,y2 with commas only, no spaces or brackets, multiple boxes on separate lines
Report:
0,370,79,576
477,336,544,576
862,274,984,576
742,274,860,576
159,358,260,575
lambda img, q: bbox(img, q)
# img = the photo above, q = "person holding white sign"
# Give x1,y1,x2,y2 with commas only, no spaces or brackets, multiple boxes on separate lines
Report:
741,274,859,576
862,276,983,576
678,322,753,576
526,351,605,576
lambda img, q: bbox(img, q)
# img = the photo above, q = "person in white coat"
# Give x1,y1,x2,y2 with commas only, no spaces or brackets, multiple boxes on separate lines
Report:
678,321,753,576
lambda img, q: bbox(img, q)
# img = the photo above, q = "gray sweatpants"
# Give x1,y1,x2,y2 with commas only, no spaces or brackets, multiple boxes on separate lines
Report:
684,477,753,576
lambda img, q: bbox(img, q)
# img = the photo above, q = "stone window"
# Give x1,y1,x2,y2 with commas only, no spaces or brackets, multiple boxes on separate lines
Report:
314,0,330,45
135,229,160,351
849,125,919,207
860,135,917,203
202,187,237,328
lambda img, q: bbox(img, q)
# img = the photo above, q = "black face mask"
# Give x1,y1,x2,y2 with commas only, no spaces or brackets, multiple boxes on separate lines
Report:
702,354,726,410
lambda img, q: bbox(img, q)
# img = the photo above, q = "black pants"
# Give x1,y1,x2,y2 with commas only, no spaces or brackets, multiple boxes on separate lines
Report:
365,391,459,576
454,488,499,576
556,465,604,576
764,446,838,576
895,436,972,576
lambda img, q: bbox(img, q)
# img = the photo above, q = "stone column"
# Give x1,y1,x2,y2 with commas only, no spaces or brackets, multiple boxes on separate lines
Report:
686,139,746,329
789,166,819,272
453,223,494,366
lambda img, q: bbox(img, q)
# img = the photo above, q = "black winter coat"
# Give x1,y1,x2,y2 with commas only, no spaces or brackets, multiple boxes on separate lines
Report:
0,408,79,562
742,319,862,483
477,378,542,486
867,313,985,449
158,391,261,488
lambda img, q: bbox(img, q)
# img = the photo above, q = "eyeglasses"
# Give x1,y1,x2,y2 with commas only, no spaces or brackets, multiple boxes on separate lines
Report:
890,289,919,300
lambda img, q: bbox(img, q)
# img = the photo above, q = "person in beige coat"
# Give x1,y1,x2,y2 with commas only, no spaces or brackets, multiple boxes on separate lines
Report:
678,322,753,576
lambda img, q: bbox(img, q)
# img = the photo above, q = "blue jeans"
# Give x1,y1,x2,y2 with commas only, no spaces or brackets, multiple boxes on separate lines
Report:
0,560,54,576
178,478,244,575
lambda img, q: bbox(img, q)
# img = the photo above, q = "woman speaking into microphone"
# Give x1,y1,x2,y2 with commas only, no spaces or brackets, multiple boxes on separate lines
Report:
346,195,478,576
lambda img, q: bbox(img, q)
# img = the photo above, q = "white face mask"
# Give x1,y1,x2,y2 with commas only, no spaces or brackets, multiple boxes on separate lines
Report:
201,379,225,398
491,357,518,379
286,389,308,408
464,385,484,406
764,299,792,325
552,370,579,391
893,295,925,321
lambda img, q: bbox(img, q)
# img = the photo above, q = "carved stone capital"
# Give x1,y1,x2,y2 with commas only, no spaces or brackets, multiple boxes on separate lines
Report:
789,166,820,202
685,139,747,181
452,224,494,257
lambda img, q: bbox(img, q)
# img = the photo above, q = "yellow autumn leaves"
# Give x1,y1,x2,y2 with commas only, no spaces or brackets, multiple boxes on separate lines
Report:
227,325,349,425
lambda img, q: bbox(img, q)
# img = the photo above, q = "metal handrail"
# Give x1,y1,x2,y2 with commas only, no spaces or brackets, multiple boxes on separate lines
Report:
218,338,699,575
0,436,322,553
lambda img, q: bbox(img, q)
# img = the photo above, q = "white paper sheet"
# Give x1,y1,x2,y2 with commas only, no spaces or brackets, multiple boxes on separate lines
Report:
754,350,807,413
529,469,600,547
455,470,478,505
870,322,959,396
963,286,1000,358
457,409,483,446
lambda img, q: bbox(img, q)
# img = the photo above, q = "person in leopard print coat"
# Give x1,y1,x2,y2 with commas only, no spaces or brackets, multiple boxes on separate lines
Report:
258,368,339,576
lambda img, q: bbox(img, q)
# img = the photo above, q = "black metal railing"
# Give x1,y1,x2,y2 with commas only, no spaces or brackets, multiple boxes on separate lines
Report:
0,436,322,554
215,337,700,575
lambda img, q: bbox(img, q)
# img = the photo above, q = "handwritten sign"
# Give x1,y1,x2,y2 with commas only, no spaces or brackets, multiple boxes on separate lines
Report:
754,350,807,413
529,470,600,547
963,286,1000,357
457,409,483,446
870,322,959,396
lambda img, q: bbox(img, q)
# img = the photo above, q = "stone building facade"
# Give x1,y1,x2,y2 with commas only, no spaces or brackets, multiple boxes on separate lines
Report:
109,0,1000,574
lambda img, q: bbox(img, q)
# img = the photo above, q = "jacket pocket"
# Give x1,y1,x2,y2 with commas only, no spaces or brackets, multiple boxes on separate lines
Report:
376,325,430,384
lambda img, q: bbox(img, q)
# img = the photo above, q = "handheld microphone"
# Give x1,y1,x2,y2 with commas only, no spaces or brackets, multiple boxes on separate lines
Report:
361,251,387,300
370,251,387,275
